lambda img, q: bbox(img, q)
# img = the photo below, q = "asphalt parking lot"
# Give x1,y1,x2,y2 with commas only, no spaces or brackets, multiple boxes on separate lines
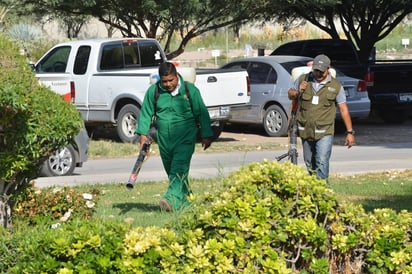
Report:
222,115,412,146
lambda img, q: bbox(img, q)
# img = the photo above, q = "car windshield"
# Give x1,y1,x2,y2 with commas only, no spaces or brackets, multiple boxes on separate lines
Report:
280,61,312,74
280,61,347,78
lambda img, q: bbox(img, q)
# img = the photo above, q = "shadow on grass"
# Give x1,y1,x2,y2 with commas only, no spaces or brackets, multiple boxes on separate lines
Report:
213,137,237,143
361,196,412,213
113,202,160,214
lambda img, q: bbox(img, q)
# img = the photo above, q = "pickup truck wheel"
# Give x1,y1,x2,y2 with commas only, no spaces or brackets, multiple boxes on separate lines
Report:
211,122,225,140
263,105,288,137
195,122,225,142
40,145,76,176
117,104,140,143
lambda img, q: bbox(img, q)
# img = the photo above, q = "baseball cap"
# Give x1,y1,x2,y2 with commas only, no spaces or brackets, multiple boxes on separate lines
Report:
312,54,331,72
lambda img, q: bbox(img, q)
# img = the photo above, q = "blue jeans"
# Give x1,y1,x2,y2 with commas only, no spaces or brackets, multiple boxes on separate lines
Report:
301,135,333,183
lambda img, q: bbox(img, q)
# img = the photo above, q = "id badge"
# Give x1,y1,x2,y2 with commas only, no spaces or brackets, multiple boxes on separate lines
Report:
312,95,319,105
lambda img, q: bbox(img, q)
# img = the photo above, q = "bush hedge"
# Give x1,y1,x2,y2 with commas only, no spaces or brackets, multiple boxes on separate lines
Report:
0,34,83,227
1,161,411,273
0,34,83,182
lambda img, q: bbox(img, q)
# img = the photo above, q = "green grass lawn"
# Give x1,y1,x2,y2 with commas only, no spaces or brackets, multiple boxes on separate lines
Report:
331,170,412,212
76,177,226,228
72,169,412,228
88,138,286,159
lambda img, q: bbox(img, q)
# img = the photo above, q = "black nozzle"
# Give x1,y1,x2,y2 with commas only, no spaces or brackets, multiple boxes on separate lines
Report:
126,182,134,190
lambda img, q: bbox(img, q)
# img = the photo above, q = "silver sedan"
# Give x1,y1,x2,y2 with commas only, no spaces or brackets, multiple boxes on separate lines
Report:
221,56,370,137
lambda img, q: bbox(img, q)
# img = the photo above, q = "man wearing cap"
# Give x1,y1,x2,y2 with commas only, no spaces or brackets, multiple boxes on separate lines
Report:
136,62,213,212
287,54,355,185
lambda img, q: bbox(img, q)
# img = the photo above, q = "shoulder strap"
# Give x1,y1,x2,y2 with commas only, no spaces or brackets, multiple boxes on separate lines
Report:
184,81,193,112
154,84,159,106
153,84,160,116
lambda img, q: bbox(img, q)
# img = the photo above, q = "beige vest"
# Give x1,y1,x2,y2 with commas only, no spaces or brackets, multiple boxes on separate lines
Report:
296,75,342,140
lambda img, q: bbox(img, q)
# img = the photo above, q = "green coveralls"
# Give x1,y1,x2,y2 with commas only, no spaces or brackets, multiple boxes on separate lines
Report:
136,75,213,210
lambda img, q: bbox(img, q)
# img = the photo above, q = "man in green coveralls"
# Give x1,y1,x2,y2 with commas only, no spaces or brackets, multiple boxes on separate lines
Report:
136,62,213,211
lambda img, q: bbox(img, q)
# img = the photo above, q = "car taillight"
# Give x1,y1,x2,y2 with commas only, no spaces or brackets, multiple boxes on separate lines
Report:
63,81,76,102
357,80,367,92
365,71,374,87
246,76,251,97
70,81,75,103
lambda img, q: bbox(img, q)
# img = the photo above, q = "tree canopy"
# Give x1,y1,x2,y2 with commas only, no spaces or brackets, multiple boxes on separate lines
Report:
266,0,412,62
9,0,412,62
20,0,261,59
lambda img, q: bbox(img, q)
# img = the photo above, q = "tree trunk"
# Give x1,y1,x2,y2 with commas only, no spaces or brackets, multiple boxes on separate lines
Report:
0,198,12,228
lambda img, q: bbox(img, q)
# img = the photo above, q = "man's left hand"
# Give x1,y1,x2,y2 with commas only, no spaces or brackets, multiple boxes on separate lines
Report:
345,134,355,148
202,138,212,150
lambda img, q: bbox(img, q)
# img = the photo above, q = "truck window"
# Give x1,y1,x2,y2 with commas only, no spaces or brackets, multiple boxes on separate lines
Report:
73,46,91,75
100,44,124,70
100,42,141,70
36,46,71,73
138,42,163,67
123,43,140,67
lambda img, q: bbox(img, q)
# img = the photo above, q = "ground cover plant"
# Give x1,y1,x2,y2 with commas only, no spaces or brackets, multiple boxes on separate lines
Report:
1,162,411,273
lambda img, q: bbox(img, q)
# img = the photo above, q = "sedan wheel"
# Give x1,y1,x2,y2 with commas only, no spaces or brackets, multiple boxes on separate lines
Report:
263,105,288,137
40,145,76,176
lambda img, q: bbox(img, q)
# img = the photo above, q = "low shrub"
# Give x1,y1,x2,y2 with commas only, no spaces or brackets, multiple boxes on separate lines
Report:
1,219,129,273
1,161,411,273
12,185,101,226
122,161,412,273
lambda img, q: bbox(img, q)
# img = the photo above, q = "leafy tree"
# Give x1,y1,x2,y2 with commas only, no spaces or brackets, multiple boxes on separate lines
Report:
19,0,261,59
265,0,412,62
58,13,91,39
0,34,83,227
0,0,20,28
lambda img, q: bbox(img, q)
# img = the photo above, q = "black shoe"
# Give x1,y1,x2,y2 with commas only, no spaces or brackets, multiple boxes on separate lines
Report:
159,198,173,212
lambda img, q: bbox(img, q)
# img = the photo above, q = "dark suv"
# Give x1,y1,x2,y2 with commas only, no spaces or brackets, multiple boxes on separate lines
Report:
270,39,366,79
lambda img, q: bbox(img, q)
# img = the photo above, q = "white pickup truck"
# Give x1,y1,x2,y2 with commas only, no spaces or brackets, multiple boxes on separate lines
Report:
33,38,250,143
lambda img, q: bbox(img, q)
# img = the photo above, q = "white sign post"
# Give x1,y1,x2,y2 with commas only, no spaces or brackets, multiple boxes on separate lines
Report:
212,50,220,67
402,38,409,48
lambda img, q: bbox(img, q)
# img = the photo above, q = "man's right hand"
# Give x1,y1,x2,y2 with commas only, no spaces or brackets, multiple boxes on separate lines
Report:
202,138,212,150
299,80,308,92
288,88,299,100
139,135,148,148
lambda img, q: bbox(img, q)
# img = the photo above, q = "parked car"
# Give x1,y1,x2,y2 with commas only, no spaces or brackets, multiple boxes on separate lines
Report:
220,56,370,137
28,62,89,177
40,125,89,177
270,39,412,123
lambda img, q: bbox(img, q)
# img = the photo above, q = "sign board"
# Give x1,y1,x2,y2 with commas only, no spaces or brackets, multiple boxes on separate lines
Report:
211,50,220,57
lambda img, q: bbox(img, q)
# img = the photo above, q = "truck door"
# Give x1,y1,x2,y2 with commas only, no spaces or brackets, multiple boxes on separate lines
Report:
71,46,92,120
35,46,72,101
35,44,92,121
